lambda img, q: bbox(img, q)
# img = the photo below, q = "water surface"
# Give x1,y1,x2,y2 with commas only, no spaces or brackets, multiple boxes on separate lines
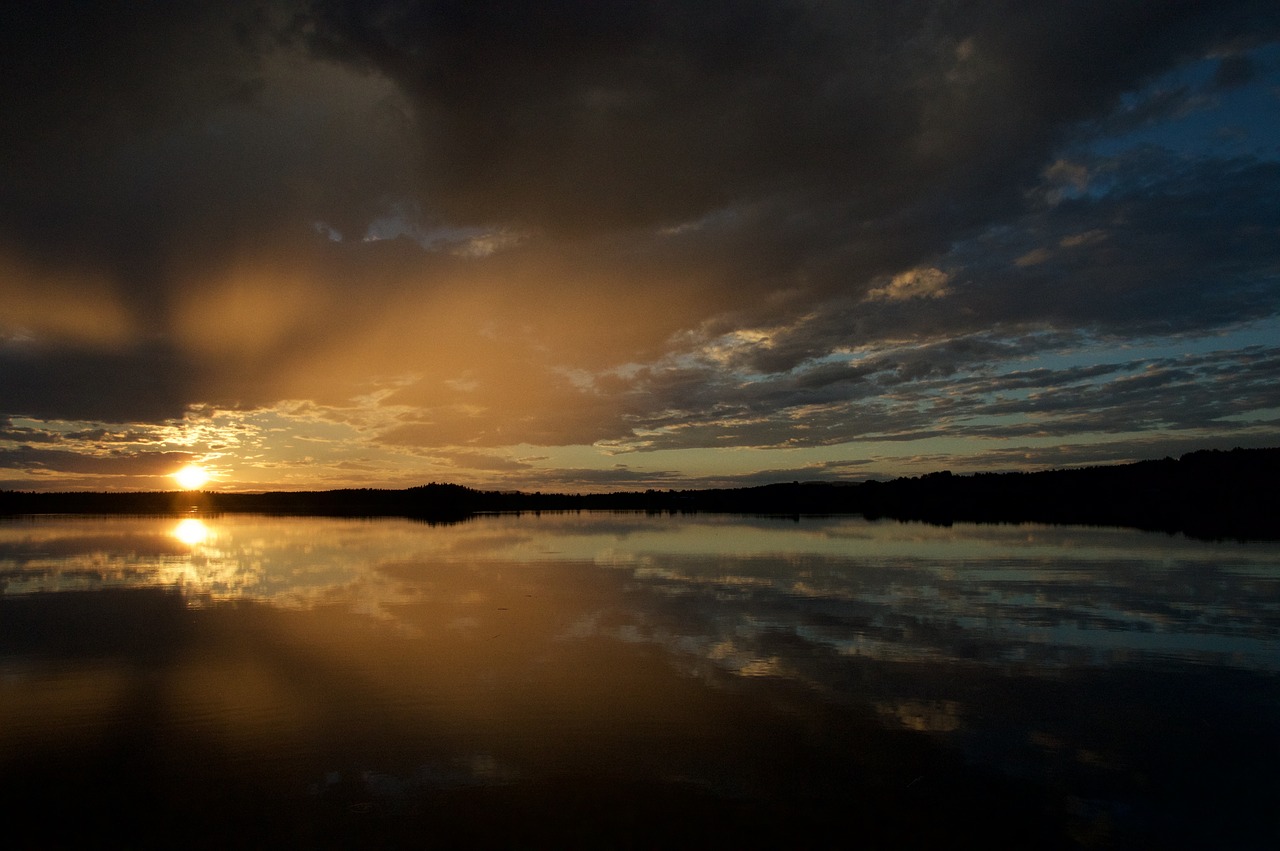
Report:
2,513,1277,848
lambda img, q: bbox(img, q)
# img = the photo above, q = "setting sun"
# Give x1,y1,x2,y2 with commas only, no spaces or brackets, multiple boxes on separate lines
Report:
173,464,210,490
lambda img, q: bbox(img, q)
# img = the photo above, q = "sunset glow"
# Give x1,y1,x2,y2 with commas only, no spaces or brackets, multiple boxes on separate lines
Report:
1,4,1277,493
173,465,210,491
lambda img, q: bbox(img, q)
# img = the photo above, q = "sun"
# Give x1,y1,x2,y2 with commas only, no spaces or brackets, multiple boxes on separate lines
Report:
172,464,210,490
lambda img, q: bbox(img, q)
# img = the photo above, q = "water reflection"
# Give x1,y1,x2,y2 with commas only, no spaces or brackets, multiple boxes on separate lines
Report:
1,513,1277,848
171,516,209,546
3,513,1279,675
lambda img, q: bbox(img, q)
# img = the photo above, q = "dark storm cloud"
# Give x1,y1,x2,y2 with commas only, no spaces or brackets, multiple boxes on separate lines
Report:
0,0,426,421
299,0,1279,234
0,1,417,267
6,0,1278,268
3,2,271,266
0,340,194,422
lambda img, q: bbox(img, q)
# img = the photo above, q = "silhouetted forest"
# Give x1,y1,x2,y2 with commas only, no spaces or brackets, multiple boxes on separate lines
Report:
2,447,1276,541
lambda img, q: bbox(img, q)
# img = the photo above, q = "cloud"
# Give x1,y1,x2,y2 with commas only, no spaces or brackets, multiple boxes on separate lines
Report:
865,268,953,302
1214,54,1260,91
1,2,1278,488
586,336,1280,456
436,451,534,473
0,446,196,477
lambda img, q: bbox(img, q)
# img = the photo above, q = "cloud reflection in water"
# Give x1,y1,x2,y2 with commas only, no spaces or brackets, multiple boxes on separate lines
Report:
2,513,1277,677
1,512,1278,847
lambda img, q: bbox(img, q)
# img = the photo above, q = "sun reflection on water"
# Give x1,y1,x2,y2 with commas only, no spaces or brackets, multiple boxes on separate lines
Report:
161,517,271,600
1,518,1277,849
4,514,1279,674
172,517,209,546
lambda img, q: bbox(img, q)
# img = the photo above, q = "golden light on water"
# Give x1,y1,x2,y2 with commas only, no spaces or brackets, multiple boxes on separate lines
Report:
172,517,209,546
173,464,210,490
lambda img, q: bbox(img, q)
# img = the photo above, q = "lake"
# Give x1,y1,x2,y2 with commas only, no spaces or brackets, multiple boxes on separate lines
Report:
1,512,1277,849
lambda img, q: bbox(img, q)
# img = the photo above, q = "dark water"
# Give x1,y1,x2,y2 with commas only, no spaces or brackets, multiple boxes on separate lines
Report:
1,513,1277,849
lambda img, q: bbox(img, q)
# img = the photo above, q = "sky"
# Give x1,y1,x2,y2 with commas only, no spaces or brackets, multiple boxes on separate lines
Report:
2,1,1279,493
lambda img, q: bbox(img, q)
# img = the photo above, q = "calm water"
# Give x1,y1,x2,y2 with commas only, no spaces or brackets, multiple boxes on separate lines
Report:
1,512,1277,849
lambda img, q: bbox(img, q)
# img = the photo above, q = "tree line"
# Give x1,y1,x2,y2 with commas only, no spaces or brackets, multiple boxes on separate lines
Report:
1,447,1275,541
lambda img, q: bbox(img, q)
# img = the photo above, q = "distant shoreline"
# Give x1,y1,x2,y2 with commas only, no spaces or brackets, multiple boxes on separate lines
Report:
2,447,1277,542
